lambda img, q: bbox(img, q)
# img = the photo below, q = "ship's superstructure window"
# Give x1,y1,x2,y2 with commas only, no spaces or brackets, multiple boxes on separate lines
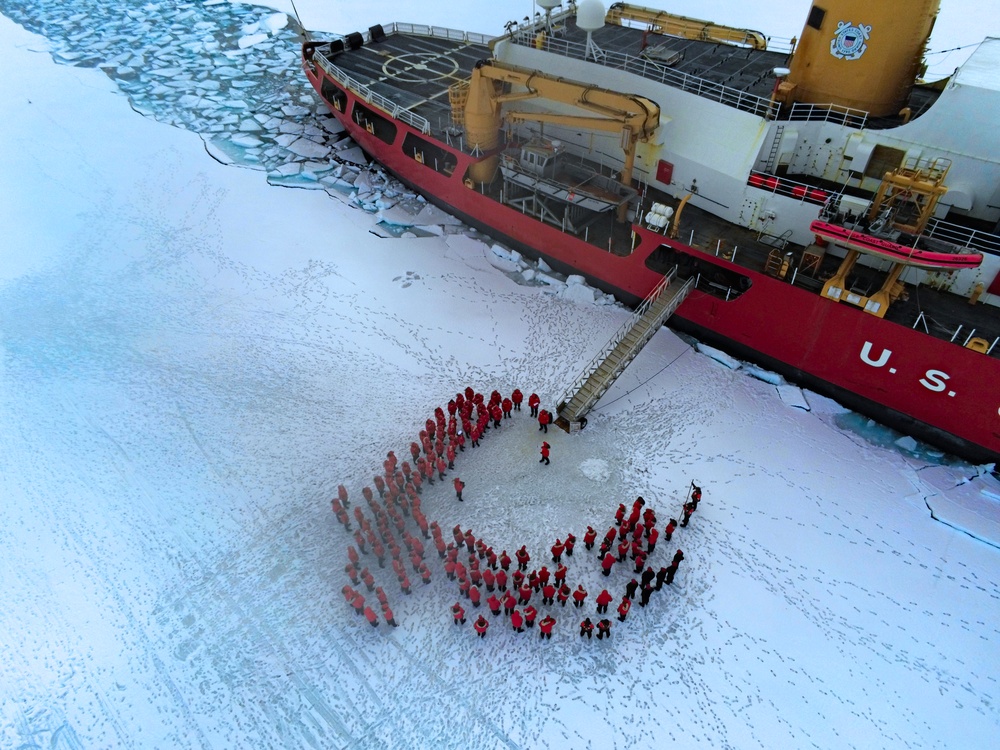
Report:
806,6,826,30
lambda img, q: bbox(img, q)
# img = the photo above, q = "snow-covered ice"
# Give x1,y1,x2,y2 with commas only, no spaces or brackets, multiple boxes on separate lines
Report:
1,2,999,749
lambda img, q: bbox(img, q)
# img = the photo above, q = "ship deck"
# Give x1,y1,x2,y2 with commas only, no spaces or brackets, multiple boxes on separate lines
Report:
319,13,939,137
317,29,492,138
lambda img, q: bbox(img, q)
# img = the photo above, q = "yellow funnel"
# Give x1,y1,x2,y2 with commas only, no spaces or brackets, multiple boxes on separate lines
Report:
786,0,939,117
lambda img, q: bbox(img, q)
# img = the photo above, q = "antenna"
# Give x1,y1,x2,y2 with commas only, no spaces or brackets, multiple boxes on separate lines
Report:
289,0,309,41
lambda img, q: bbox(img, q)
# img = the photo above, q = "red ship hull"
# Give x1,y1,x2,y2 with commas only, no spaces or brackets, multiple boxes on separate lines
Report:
306,63,1000,463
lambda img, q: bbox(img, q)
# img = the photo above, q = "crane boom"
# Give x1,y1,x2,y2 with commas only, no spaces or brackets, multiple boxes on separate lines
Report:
464,59,660,202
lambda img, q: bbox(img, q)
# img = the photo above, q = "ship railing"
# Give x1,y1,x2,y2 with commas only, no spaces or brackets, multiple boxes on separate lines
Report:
785,102,869,129
510,31,779,119
924,218,1000,256
746,171,831,205
314,49,433,135
387,22,493,46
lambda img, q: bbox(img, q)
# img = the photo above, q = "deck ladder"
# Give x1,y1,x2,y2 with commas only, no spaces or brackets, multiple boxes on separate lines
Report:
555,267,695,430
763,124,784,174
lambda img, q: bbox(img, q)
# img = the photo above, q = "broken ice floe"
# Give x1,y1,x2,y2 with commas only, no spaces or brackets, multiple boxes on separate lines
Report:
695,343,741,369
776,384,810,410
3,0,630,313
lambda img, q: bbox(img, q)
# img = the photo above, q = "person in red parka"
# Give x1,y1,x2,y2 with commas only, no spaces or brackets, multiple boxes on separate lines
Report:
495,568,508,591
564,533,576,557
596,588,613,614
664,517,677,542
539,614,556,640
583,526,597,550
617,538,630,562
352,592,366,615
363,605,379,627
452,602,466,625
528,393,540,417
502,590,517,615
601,552,615,577
647,526,659,554
499,550,512,571
482,568,495,591
572,584,588,608
551,538,565,562
453,477,465,502
523,604,538,628
511,608,524,632
596,619,612,639
469,585,482,608
515,545,530,571
473,615,489,638
383,607,397,627
538,409,551,433
519,583,533,606
511,389,523,411
487,593,502,616
557,583,571,607
617,597,631,622
541,583,556,605
553,564,568,586
540,441,550,465
580,617,594,638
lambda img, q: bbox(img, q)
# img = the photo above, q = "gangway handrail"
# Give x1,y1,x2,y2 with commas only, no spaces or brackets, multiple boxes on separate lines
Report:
557,266,678,410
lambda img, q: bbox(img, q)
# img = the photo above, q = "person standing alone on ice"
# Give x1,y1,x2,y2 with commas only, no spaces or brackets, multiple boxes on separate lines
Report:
474,615,489,639
528,393,540,417
540,441,550,465
453,477,465,502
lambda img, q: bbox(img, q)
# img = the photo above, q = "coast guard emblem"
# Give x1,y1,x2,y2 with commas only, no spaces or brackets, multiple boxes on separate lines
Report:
830,21,871,60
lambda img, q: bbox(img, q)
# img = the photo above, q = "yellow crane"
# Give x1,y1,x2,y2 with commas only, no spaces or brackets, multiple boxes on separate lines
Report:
460,59,660,220
605,2,767,50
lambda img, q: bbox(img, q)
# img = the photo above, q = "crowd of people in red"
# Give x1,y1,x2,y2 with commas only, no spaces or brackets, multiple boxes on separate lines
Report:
334,384,703,640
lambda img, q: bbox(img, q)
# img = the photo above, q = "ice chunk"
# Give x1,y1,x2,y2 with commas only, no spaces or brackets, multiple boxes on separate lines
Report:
238,33,268,49
491,244,514,261
776,384,810,410
336,145,368,165
536,272,566,288
744,365,783,385
696,343,740,369
231,134,264,148
562,283,598,304
566,274,586,286
287,138,330,158
272,162,301,177
263,13,289,33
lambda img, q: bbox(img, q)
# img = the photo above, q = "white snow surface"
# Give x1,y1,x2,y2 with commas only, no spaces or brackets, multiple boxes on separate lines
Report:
1,7,1000,750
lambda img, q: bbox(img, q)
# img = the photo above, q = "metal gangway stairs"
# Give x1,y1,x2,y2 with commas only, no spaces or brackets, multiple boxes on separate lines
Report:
555,267,695,431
